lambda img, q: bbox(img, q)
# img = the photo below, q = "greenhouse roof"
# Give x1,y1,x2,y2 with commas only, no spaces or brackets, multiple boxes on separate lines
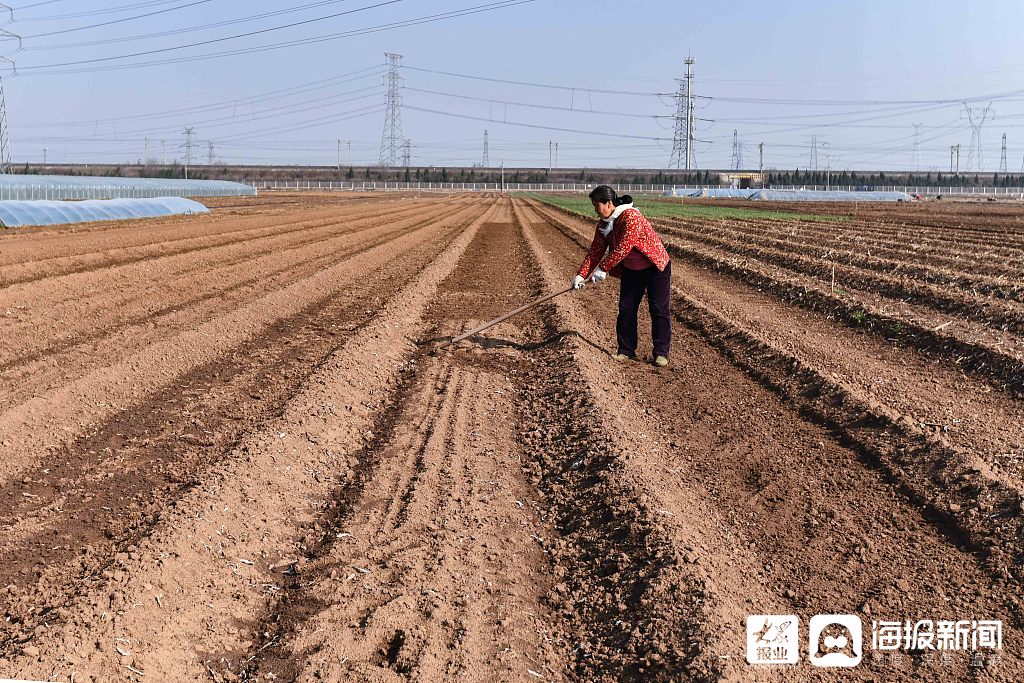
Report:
0,174,255,200
0,197,210,228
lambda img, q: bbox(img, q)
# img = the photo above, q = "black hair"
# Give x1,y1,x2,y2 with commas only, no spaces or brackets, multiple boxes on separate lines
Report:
588,184,632,206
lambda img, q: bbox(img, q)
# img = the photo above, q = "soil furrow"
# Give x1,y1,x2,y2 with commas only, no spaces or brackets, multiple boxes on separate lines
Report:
517,197,1023,681
0,200,462,369
528,199,1024,397
657,215,1024,299
0,201,479,409
0,199,489,487
0,197,502,683
0,199,432,286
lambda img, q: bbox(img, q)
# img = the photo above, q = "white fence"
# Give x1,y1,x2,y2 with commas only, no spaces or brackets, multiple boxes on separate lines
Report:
254,180,678,193
254,180,1024,196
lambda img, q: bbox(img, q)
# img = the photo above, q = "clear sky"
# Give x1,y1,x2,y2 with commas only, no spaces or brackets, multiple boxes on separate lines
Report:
7,0,1024,171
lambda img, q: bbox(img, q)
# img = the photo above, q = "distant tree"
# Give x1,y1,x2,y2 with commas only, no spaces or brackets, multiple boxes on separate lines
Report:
346,166,355,179
404,167,411,182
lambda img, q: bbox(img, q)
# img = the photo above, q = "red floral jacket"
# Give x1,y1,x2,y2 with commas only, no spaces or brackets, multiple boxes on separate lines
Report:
576,207,671,279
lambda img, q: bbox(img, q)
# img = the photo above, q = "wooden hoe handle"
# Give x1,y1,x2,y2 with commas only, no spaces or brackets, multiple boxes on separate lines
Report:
440,286,575,348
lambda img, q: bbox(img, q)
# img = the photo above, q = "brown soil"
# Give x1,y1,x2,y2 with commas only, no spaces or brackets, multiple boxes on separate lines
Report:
0,193,1021,682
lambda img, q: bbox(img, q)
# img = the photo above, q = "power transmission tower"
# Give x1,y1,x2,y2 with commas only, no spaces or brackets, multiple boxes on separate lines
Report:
0,75,10,173
207,141,215,167
759,142,764,173
912,123,922,172
481,129,489,167
731,129,740,170
378,53,404,167
950,144,960,174
963,102,994,172
0,8,20,175
669,56,695,170
809,135,818,172
548,140,552,171
401,139,411,167
337,139,341,170
999,133,1007,173
161,139,167,166
183,127,195,179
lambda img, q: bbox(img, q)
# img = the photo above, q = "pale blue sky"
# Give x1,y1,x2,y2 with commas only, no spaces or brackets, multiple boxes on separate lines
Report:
7,0,1024,171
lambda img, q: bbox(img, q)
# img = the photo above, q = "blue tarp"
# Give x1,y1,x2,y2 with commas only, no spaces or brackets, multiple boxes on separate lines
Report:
0,197,210,227
665,188,758,199
750,189,913,202
664,187,913,202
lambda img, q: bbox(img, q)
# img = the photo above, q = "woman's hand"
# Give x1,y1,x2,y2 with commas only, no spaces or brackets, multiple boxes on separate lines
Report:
589,268,607,283
572,274,586,290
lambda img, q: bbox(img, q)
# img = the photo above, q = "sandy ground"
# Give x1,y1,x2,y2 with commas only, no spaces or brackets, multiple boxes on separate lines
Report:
0,193,1021,682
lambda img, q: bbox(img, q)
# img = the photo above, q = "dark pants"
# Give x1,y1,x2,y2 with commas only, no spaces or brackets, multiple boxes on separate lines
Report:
617,261,671,358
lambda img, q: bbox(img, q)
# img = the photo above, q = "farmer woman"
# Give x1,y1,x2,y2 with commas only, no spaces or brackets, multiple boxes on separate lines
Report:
572,185,672,367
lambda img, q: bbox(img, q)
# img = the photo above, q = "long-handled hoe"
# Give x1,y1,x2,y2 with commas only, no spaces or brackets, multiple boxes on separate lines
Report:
433,274,599,349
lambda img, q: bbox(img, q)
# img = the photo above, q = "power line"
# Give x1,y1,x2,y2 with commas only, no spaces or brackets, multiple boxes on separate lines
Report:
404,104,673,142
18,0,194,22
27,87,383,143
912,123,922,172
22,0,406,64
15,0,67,10
18,0,537,75
20,65,384,128
22,0,366,50
403,65,674,98
402,85,674,119
21,1,214,39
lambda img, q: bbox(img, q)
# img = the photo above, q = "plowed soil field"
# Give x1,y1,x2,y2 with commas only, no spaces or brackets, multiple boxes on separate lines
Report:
1,193,1021,682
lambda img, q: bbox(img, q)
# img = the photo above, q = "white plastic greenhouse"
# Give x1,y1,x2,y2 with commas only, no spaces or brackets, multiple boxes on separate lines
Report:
0,174,255,201
0,197,210,227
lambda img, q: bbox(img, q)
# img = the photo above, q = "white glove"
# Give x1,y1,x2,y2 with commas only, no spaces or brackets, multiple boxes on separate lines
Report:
590,268,607,283
572,274,586,290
